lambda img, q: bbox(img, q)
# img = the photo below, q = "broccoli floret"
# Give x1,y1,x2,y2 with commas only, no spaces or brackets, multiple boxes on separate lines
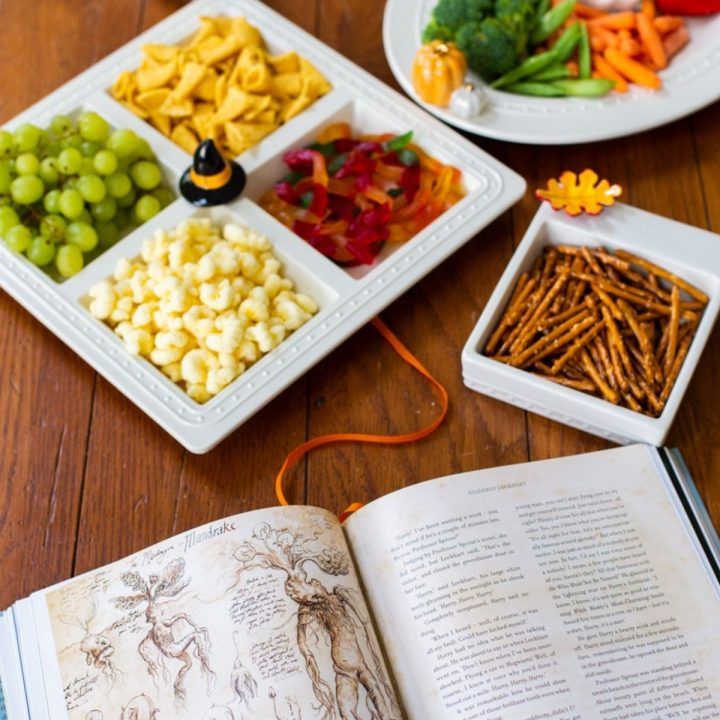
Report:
421,18,455,43
455,18,520,81
494,0,540,49
431,0,494,33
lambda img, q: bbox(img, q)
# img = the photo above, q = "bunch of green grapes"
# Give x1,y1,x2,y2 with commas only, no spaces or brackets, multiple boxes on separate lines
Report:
0,112,175,279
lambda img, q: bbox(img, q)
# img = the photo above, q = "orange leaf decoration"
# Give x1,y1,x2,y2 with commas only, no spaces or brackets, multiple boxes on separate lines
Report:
535,169,622,216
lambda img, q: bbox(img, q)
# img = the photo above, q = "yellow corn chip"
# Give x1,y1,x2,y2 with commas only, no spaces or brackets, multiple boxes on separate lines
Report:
159,95,194,118
136,60,177,92
241,93,273,121
148,112,172,137
271,73,302,99
224,121,275,156
299,58,332,98
214,72,229,109
193,69,218,102
241,62,271,94
280,94,313,123
187,17,218,48
172,62,207,101
213,86,252,124
268,52,300,75
142,44,178,64
136,88,171,112
111,70,133,100
170,123,200,155
199,35,243,67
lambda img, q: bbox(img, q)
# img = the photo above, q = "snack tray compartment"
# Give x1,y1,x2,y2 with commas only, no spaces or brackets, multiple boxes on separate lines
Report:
0,0,526,452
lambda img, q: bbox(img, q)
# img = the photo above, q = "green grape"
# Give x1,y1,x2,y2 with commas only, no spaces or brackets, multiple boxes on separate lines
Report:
0,161,12,194
93,149,117,176
66,221,98,252
55,243,84,278
78,112,110,143
79,158,97,176
10,175,44,205
57,147,83,175
39,157,60,185
133,194,161,223
106,128,139,158
13,124,41,153
80,140,102,158
15,153,40,176
96,220,120,248
0,205,20,233
105,172,132,198
116,187,137,209
130,160,162,190
4,224,32,252
114,208,130,229
39,214,67,243
44,141,63,158
58,188,85,219
77,174,106,203
76,209,93,225
153,187,176,208
135,138,154,160
43,189,62,214
49,115,72,136
60,134,82,150
0,130,13,158
26,236,55,266
90,196,116,222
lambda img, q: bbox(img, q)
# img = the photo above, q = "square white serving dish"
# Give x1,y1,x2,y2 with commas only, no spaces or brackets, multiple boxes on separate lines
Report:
461,202,720,446
0,0,526,453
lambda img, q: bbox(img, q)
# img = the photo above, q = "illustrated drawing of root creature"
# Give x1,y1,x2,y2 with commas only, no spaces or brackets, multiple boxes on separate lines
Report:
269,687,302,720
232,523,402,720
112,557,216,703
57,593,122,687
84,693,158,720
231,630,258,706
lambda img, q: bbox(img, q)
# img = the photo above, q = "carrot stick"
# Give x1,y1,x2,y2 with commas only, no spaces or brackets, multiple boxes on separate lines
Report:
604,47,662,89
641,0,656,20
589,12,637,30
590,33,606,52
636,12,667,68
663,26,690,59
589,24,620,48
620,35,643,56
593,53,629,92
654,15,684,34
574,2,608,18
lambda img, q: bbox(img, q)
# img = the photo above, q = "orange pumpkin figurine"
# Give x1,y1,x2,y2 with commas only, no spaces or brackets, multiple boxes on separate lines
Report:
412,41,467,107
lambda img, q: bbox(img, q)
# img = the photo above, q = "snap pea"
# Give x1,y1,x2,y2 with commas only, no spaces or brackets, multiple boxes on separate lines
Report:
550,78,615,96
552,21,582,63
533,0,552,32
506,81,567,97
530,0,577,45
578,22,591,79
529,63,572,82
491,48,558,88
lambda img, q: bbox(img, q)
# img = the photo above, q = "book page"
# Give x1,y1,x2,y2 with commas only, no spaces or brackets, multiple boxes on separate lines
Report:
345,445,720,720
27,505,402,720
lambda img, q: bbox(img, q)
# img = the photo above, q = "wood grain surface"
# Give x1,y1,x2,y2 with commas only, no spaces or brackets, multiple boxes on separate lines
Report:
0,0,719,612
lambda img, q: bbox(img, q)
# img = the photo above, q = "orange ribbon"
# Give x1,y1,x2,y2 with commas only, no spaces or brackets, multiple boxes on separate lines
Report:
275,316,449,521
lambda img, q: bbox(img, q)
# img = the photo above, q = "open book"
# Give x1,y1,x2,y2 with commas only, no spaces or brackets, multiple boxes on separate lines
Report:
1,445,719,720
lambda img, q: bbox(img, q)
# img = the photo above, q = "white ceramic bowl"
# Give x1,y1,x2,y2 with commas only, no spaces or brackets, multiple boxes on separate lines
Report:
461,202,720,445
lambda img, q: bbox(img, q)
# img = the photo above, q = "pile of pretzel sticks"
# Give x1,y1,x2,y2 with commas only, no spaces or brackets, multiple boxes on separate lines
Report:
484,245,708,416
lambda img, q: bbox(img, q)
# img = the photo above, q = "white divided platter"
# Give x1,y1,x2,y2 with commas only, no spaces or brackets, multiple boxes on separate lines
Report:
384,0,720,145
462,202,720,446
0,0,526,453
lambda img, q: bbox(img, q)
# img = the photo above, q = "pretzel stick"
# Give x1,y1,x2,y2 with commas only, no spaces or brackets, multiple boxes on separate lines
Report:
582,246,604,276
517,315,595,368
551,321,605,375
580,349,620,404
592,285,623,320
533,374,597,392
499,279,550,354
537,303,586,331
618,299,659,385
614,250,709,303
593,335,618,391
609,341,629,392
485,274,535,353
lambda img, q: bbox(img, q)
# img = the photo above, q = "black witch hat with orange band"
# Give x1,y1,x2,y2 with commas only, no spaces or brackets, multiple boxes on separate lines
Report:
180,139,246,206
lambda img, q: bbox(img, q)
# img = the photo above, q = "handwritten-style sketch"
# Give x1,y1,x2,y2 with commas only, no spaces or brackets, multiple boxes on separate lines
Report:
84,693,158,720
232,523,402,720
231,630,258,706
269,687,302,720
56,593,121,687
202,705,234,720
112,558,216,702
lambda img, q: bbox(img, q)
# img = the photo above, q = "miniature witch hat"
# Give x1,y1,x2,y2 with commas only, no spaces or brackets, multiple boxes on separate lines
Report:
180,139,246,206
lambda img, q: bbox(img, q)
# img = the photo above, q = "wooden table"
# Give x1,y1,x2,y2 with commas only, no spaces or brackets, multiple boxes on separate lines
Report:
1,0,719,612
